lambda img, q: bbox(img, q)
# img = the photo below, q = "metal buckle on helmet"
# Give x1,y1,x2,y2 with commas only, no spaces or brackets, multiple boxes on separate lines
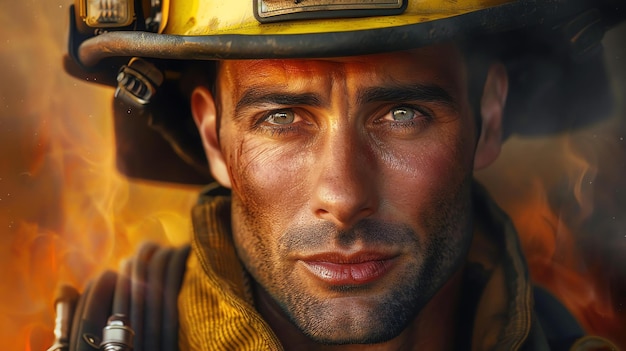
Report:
115,58,164,106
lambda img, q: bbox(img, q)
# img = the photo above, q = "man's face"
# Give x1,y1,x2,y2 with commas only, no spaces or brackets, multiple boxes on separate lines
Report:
200,44,494,344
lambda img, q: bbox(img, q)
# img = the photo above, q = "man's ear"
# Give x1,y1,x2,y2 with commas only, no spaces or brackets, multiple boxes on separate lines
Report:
474,62,508,170
191,86,232,188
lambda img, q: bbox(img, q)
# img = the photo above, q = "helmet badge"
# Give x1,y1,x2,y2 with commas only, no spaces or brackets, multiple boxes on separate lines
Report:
254,0,407,23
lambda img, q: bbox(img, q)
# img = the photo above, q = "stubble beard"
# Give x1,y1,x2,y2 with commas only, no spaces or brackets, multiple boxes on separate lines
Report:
231,180,474,345
277,222,471,345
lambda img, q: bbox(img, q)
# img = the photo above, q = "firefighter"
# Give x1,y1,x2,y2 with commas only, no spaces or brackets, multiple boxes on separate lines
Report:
52,0,624,350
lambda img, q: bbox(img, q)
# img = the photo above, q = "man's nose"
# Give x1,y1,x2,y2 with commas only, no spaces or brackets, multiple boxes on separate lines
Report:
310,128,379,228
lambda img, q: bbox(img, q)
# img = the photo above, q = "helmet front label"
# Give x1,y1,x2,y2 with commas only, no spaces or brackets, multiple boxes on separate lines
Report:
254,0,407,23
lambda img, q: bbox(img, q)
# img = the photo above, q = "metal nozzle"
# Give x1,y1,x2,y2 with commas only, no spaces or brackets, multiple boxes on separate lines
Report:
100,314,135,351
46,285,80,351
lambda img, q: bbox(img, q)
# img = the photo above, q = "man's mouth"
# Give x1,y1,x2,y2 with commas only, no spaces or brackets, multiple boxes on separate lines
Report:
298,252,398,285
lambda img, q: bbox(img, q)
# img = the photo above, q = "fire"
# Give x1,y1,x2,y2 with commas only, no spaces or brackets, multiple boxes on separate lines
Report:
478,124,626,347
1,1,624,350
0,1,198,350
476,23,626,346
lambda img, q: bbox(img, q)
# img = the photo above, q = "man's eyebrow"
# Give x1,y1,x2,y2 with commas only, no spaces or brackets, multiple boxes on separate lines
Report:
357,84,457,107
235,87,324,112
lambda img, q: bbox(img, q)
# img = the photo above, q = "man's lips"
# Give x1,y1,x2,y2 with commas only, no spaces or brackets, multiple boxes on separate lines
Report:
298,252,398,285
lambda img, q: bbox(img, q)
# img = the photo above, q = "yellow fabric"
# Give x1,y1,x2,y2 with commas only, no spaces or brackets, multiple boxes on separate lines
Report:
163,0,514,36
178,196,282,350
467,184,534,350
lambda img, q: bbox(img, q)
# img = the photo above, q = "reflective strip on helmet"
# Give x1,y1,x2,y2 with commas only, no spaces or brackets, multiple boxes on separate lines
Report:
254,0,407,23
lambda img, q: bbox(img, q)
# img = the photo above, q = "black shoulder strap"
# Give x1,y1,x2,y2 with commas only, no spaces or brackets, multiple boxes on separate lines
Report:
47,243,190,351
533,286,585,351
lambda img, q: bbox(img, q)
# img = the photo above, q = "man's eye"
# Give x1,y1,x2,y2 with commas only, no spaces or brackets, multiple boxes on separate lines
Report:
265,110,295,125
390,107,417,121
373,106,432,133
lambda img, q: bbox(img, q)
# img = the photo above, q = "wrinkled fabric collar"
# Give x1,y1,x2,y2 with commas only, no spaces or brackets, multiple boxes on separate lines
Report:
178,183,538,350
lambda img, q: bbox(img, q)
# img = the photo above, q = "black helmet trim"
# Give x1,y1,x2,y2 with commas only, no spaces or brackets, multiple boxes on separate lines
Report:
75,0,596,68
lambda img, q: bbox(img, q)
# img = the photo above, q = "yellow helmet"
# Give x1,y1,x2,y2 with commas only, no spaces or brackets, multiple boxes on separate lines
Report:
70,0,624,64
64,0,625,183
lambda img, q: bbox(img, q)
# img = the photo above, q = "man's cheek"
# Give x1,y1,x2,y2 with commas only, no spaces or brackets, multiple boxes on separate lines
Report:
381,145,470,220
224,137,269,197
230,139,310,209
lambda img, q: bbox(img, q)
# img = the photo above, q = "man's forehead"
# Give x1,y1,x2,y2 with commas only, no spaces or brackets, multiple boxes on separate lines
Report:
216,44,465,89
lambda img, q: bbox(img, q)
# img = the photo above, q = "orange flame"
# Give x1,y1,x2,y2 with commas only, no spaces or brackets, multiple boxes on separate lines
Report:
478,126,626,347
0,2,198,350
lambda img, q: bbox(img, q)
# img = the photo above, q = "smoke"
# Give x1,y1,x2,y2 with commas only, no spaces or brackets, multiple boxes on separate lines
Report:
477,21,626,346
0,1,198,350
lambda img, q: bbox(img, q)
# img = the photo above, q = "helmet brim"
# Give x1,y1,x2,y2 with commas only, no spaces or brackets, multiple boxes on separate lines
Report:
76,0,595,67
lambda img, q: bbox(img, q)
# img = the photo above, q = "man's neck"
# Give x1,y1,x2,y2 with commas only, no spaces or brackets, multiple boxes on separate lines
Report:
254,268,465,351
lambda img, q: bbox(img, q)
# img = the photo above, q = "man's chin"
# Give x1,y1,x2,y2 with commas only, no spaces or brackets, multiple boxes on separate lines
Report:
299,320,406,346
284,295,416,345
